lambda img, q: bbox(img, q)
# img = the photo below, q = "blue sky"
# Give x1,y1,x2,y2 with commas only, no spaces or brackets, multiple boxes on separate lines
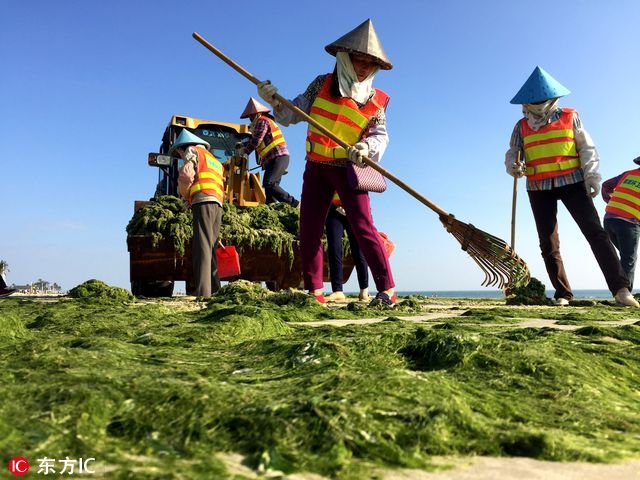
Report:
3,0,640,293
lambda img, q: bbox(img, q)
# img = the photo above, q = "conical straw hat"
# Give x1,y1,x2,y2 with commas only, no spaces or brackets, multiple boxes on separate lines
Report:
168,129,210,155
510,66,570,104
324,19,392,70
240,97,271,119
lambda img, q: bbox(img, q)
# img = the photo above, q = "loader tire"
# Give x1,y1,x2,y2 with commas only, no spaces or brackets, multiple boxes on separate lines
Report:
132,280,175,298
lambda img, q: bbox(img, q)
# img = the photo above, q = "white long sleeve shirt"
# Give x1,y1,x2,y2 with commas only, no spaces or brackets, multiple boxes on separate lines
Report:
505,108,601,191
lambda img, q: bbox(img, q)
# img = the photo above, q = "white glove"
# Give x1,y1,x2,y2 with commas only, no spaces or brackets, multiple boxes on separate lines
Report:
347,142,369,166
183,147,198,165
585,176,600,198
257,80,280,108
506,161,525,178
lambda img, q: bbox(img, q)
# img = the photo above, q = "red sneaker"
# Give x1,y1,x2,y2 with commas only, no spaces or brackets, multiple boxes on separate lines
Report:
312,293,326,305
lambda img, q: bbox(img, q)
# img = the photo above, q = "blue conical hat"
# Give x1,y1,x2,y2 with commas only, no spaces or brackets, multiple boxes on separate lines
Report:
510,66,571,104
168,129,210,155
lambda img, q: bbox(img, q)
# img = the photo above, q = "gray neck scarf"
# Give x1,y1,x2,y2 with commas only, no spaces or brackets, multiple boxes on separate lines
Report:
522,98,560,131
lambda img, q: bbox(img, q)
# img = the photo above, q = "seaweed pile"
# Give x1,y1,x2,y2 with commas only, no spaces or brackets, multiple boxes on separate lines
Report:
219,203,300,266
127,197,349,265
126,196,193,255
68,279,133,302
506,277,553,305
1,285,640,478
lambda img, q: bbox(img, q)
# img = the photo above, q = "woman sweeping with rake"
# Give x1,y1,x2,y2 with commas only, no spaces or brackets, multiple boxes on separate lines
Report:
192,22,530,294
256,19,397,307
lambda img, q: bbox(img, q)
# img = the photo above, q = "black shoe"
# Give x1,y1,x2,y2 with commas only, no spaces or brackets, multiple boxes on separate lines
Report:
0,288,16,297
369,292,397,308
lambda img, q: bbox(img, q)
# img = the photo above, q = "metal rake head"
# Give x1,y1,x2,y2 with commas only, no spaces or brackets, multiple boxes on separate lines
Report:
440,214,530,289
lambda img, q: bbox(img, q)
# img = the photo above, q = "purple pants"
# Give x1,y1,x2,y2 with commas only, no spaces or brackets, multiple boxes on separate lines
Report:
300,161,395,292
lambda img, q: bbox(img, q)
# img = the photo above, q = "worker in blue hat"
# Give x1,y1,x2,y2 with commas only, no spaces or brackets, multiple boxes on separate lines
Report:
505,66,638,307
170,129,225,297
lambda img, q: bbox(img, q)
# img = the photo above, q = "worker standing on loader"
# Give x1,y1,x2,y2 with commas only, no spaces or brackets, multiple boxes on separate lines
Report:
505,66,638,307
601,156,640,291
239,97,299,207
172,130,224,297
255,19,396,307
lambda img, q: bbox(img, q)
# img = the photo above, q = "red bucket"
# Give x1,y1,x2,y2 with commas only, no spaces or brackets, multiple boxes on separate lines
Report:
216,246,241,279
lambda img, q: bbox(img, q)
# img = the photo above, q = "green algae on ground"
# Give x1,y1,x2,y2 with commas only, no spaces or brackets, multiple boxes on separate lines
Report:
207,280,423,323
68,279,134,302
506,277,553,305
127,198,354,268
461,305,640,323
126,195,193,255
1,295,640,479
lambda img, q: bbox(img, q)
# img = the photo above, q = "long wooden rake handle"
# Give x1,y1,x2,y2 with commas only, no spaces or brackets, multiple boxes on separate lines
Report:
192,32,449,217
510,150,522,250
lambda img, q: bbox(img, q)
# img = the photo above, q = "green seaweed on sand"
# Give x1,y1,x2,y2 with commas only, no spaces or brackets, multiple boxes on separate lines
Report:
126,195,193,256
68,279,134,302
127,198,352,267
1,295,640,478
208,281,422,323
506,277,553,305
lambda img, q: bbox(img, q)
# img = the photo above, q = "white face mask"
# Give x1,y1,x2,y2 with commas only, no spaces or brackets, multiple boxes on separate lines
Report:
522,98,560,130
336,51,379,104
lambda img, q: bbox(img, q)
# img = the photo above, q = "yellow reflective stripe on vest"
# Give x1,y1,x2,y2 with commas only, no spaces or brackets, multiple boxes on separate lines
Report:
309,121,361,145
197,171,223,181
188,148,224,201
607,200,640,219
258,134,285,158
525,157,581,176
189,182,224,196
305,140,348,159
525,141,578,162
523,128,574,146
256,119,286,159
312,97,369,129
606,173,640,220
612,190,640,207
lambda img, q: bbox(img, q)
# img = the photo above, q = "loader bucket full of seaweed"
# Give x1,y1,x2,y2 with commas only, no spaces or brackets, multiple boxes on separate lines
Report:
126,114,355,297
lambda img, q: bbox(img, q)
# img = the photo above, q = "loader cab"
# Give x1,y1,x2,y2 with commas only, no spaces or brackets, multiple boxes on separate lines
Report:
149,115,252,198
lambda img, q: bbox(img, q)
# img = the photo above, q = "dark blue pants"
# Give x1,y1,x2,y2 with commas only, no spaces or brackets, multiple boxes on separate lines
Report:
326,206,369,292
263,154,298,206
604,217,640,291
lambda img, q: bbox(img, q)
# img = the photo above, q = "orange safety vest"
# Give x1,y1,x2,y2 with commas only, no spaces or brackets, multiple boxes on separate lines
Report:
256,116,287,162
306,74,389,162
188,145,225,205
520,108,581,181
605,169,640,221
